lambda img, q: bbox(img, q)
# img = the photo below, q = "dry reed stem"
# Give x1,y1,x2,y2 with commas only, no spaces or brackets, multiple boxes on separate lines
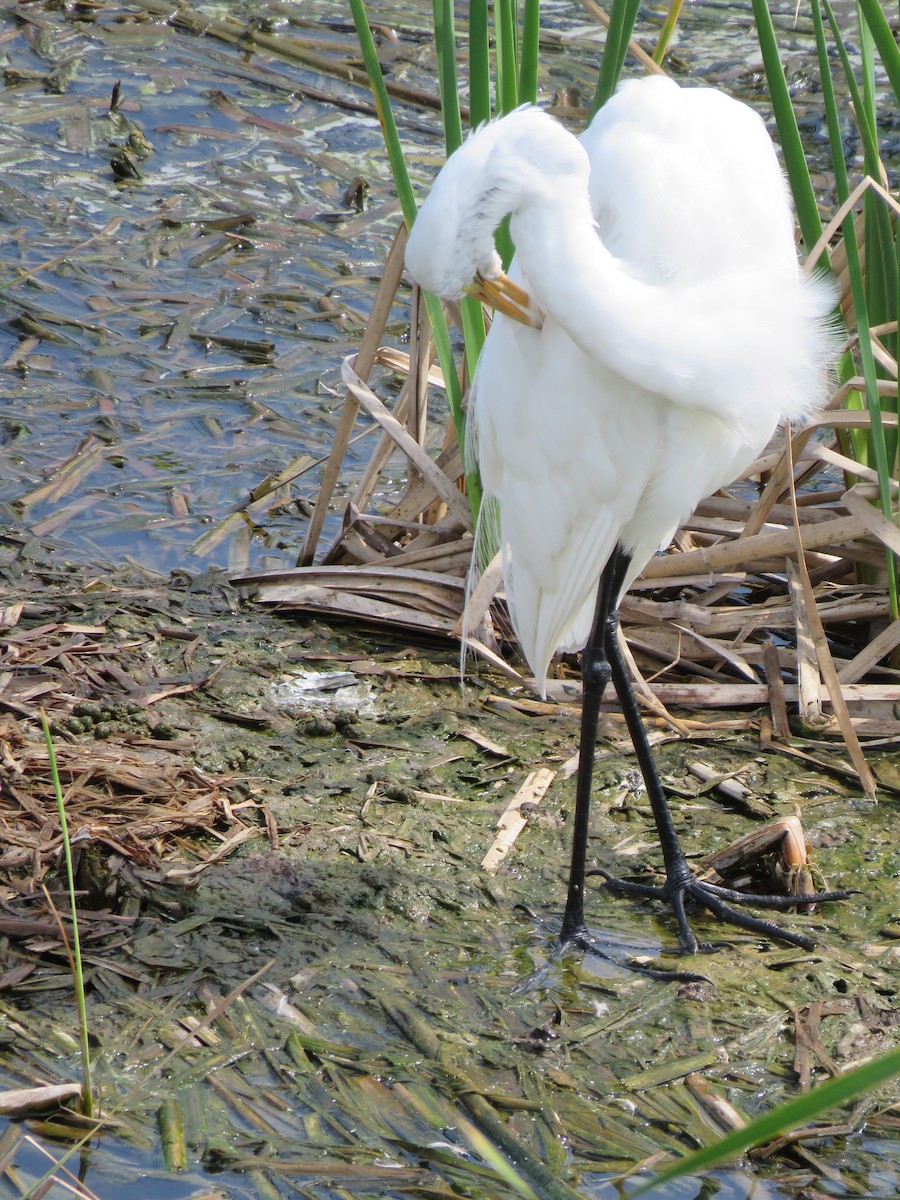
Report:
299,225,408,565
785,432,878,793
577,0,668,76
339,356,472,527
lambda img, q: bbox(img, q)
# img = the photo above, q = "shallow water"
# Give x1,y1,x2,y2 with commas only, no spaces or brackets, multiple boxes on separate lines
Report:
0,0,886,576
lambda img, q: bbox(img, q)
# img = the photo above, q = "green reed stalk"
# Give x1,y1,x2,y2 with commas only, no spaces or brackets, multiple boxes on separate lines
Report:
818,0,899,613
750,0,824,255
486,0,520,266
753,0,898,617
434,0,463,154
468,0,491,127
431,0,487,385
518,0,541,104
653,0,685,64
855,0,900,96
41,711,94,1119
850,10,897,374
589,0,640,116
350,0,551,517
348,0,480,512
494,0,519,116
811,0,870,477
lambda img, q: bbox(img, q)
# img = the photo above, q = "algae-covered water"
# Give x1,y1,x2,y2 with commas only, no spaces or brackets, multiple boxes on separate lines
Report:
2,565,897,1200
0,3,898,1199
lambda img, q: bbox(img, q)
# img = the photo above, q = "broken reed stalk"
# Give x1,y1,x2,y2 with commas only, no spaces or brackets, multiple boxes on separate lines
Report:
40,710,94,1120
298,225,409,566
784,437,877,794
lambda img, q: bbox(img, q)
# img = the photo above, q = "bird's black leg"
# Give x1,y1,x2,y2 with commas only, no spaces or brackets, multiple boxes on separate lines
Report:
559,547,713,982
558,545,849,963
561,549,715,979
597,596,850,953
559,545,630,945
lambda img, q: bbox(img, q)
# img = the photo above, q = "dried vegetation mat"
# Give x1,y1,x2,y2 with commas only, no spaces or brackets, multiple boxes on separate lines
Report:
0,571,268,985
239,215,900,798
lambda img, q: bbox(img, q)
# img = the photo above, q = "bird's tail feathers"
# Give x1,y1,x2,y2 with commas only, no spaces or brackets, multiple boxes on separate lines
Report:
781,267,843,428
805,268,844,416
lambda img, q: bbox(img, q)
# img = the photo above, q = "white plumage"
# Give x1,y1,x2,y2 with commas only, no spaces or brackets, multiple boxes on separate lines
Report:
406,76,834,694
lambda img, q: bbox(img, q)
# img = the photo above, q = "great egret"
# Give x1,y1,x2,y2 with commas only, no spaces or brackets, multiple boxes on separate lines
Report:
405,75,845,956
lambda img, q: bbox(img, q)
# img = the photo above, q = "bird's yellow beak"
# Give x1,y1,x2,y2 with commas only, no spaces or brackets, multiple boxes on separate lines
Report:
466,272,543,328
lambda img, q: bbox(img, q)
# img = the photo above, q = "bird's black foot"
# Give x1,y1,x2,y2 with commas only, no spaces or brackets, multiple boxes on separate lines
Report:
560,920,711,983
520,902,710,982
592,867,852,953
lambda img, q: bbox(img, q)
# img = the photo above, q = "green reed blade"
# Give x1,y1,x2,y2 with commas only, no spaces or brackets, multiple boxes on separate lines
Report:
41,711,94,1119
856,0,900,97
653,0,685,64
518,0,540,105
435,0,464,154
632,1044,900,1195
495,0,519,115
433,0,486,447
590,0,640,116
853,7,898,385
468,0,491,126
349,0,478,511
749,0,823,257
817,0,898,612
348,0,417,230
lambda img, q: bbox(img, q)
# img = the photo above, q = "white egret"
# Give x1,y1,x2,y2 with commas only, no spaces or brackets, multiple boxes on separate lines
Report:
405,75,846,957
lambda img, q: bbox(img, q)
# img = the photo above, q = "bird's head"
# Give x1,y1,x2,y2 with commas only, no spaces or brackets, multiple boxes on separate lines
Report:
405,107,589,301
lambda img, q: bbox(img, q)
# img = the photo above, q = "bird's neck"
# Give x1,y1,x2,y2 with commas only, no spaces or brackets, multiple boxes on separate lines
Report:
507,198,823,439
510,201,693,403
